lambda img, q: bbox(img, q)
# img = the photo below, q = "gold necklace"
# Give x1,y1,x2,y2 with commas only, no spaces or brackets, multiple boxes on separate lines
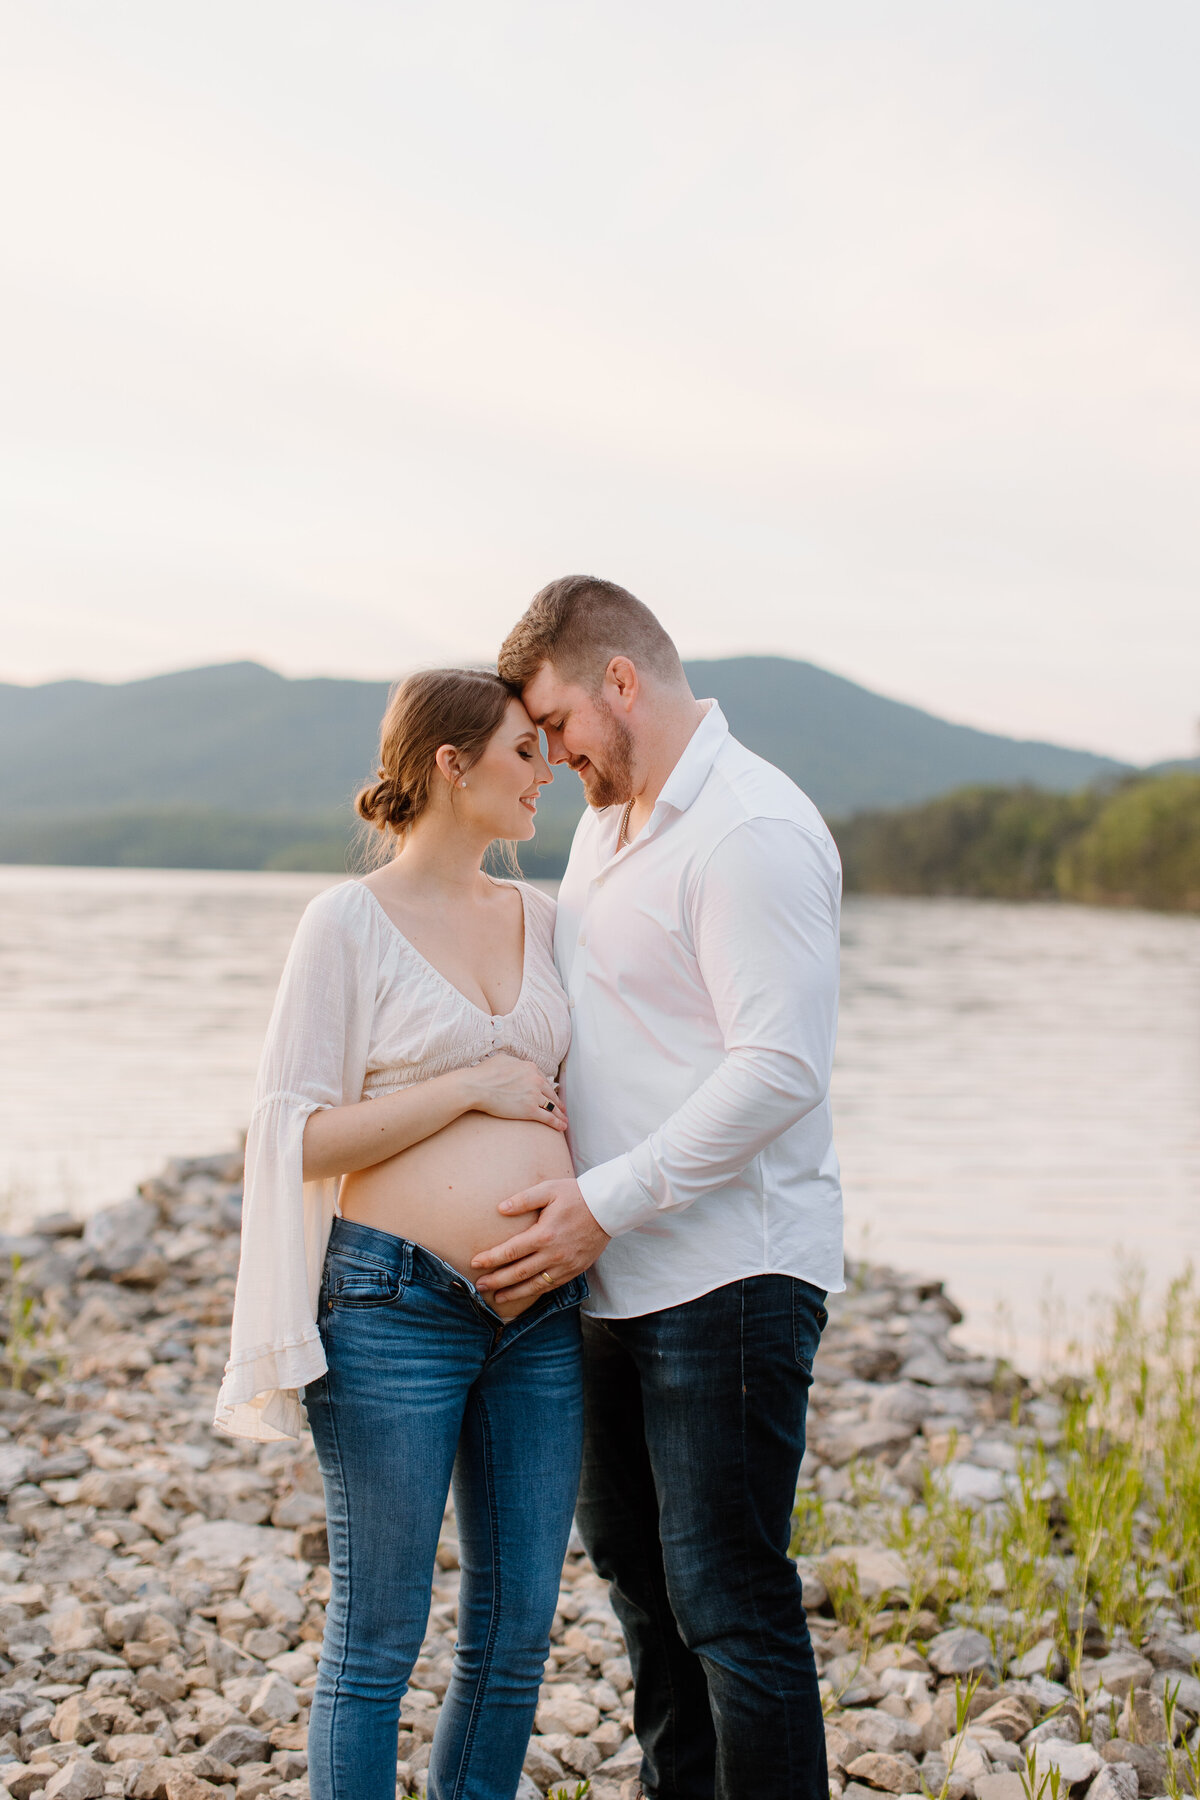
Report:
617,798,635,850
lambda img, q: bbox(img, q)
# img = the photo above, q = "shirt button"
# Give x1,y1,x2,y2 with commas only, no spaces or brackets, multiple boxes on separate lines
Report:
568,997,576,1011
578,933,586,947
595,876,605,887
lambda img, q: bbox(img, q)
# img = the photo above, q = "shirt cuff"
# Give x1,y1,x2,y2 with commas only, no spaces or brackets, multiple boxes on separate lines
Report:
577,1154,660,1237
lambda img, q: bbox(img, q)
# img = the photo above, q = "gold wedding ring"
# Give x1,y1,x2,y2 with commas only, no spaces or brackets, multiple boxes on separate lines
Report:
539,1271,553,1287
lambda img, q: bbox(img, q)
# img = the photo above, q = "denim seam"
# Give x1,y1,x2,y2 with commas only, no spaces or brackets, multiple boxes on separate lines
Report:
448,1390,502,1799
731,1278,797,1787
318,1376,352,1784
619,1316,687,1800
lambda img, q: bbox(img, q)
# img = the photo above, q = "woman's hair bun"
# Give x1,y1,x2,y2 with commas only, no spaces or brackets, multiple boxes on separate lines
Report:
354,773,415,832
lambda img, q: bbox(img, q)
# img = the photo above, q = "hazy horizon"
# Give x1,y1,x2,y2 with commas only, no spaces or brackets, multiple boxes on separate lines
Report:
3,2,1199,764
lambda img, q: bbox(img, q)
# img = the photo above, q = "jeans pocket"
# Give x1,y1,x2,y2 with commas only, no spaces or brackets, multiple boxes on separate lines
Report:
792,1280,828,1371
326,1267,405,1310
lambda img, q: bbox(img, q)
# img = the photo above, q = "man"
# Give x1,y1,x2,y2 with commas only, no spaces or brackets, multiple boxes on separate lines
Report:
472,574,844,1800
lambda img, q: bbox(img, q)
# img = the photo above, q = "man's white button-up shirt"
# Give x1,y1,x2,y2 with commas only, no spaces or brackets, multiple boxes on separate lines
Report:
555,700,846,1318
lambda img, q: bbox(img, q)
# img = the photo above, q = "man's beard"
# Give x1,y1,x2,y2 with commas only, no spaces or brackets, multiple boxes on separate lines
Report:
574,711,635,811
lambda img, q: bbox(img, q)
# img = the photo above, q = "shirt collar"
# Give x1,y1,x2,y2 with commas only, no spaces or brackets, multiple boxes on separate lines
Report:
654,699,728,817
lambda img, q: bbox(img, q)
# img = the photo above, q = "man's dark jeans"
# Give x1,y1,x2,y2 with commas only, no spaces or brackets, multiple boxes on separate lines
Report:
577,1275,828,1800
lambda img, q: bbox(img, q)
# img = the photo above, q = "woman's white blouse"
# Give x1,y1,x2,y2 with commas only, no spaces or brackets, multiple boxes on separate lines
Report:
214,878,570,1442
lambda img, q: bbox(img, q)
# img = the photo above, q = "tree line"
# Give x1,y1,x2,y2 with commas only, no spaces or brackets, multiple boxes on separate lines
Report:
833,772,1200,912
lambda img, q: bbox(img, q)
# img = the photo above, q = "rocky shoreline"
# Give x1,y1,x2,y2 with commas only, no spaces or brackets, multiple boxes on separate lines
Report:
0,1154,1195,1800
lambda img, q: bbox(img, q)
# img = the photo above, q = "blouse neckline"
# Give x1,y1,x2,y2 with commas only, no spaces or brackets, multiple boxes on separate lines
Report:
355,877,532,1023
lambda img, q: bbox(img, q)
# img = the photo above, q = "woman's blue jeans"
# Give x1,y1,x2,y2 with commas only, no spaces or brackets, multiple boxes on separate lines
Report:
303,1218,585,1800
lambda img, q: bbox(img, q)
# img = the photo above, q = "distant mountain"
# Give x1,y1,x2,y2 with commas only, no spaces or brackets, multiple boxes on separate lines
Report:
0,657,1133,872
1150,755,1200,778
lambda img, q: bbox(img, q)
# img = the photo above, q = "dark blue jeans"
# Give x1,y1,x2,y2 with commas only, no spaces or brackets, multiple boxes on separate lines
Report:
304,1219,585,1800
577,1275,828,1800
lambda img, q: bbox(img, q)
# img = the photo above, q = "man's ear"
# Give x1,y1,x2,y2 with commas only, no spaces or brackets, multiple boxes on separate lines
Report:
605,656,639,712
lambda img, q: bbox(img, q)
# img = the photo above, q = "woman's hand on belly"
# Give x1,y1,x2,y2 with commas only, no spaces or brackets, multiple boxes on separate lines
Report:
462,1055,569,1132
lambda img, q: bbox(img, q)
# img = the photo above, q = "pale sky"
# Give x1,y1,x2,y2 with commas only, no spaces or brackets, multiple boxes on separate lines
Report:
2,1,1198,764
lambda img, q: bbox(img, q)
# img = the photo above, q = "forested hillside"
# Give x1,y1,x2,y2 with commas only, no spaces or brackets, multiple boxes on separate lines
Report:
836,774,1200,911
0,657,1128,875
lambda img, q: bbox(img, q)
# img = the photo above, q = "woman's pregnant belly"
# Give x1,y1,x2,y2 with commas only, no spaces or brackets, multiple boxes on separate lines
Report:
338,1112,575,1319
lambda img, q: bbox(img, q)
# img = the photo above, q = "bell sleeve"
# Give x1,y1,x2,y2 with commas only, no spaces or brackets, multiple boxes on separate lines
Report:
214,884,376,1441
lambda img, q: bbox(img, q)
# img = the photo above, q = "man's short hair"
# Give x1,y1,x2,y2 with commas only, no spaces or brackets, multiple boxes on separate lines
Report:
498,574,685,693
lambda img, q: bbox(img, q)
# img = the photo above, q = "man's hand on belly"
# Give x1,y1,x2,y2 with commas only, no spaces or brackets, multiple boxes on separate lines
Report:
471,1178,610,1304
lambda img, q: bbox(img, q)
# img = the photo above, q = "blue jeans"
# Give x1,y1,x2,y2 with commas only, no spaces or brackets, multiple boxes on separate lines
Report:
576,1275,828,1800
303,1219,585,1800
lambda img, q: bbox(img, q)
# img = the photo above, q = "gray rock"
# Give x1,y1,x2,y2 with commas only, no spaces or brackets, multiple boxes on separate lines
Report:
919,1751,972,1800
1009,1639,1064,1681
0,1445,36,1498
849,1710,926,1758
824,1654,882,1706
820,1545,911,1602
246,1671,299,1726
927,1627,994,1676
1026,1708,1081,1747
794,1557,829,1612
6,1766,62,1800
1088,1766,1139,1800
1152,1669,1200,1718
81,1198,160,1277
1101,1738,1168,1797
1081,1654,1154,1699
969,1439,1020,1474
240,1557,307,1629
1142,1631,1200,1672
172,1518,291,1569
0,1234,51,1263
44,1758,107,1800
1024,1738,1103,1786
821,1419,918,1467
1118,1688,1167,1746
30,1211,83,1238
936,1463,1008,1507
596,1737,642,1776
867,1381,941,1426
202,1722,272,1767
1024,1674,1075,1711
944,1734,992,1788
901,1350,997,1388
47,1600,105,1654
523,1739,567,1788
844,1751,920,1793
975,1777,1028,1800
974,1698,1035,1743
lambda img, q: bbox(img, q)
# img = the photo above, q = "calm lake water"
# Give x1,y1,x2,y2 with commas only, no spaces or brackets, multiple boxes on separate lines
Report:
2,865,1198,1361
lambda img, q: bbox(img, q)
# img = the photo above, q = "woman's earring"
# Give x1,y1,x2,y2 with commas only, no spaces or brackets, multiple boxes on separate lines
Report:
459,778,467,788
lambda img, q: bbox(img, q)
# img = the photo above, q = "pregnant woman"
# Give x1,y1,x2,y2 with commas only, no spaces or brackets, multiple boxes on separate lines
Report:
215,669,582,1800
